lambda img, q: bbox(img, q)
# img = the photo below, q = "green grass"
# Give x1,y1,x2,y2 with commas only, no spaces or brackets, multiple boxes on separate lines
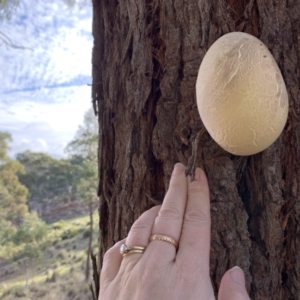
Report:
0,213,99,300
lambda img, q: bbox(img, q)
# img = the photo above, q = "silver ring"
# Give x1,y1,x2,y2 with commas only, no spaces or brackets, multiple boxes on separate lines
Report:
120,244,146,257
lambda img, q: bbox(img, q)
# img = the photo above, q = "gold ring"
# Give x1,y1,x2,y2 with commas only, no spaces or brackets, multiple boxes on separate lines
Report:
150,234,179,248
120,244,146,257
122,249,145,257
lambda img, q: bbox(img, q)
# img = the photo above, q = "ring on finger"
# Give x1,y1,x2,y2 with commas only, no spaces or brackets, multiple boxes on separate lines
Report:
120,244,146,257
122,249,145,257
150,234,179,249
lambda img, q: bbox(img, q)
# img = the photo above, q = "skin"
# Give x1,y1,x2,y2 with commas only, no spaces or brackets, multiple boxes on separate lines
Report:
99,163,251,300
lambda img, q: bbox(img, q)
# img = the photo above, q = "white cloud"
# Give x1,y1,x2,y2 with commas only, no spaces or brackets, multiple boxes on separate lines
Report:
0,85,92,157
0,0,93,158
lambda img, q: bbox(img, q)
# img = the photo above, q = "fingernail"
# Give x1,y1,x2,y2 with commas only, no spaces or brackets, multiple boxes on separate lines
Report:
195,168,202,181
173,163,185,174
230,266,245,285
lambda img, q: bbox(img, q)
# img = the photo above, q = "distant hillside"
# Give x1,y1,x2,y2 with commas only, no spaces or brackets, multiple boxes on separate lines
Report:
33,199,91,224
0,213,99,300
15,151,98,223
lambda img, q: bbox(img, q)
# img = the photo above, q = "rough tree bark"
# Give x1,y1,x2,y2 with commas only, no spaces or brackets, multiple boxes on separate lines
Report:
92,0,300,299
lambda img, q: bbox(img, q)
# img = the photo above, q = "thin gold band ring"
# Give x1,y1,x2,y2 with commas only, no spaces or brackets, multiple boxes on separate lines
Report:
150,234,179,249
122,249,145,257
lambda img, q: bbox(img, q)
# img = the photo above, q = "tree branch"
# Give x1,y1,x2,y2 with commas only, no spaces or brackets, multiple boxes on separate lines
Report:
0,30,32,50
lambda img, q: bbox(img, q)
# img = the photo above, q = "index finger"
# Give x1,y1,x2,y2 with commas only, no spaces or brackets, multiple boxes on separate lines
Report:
176,168,211,273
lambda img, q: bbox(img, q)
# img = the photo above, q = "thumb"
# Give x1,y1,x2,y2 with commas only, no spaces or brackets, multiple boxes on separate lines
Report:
218,266,251,300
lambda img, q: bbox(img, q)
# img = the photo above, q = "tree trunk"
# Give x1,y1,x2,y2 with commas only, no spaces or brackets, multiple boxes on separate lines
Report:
92,0,300,299
85,200,93,281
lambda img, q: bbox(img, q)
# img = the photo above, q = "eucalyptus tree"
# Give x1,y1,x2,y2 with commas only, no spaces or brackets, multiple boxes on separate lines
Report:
17,151,80,217
92,1,300,299
0,0,19,21
66,107,98,280
0,131,46,264
0,132,28,230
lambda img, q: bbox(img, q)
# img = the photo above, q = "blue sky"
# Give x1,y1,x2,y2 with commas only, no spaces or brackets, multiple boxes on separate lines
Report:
0,0,93,158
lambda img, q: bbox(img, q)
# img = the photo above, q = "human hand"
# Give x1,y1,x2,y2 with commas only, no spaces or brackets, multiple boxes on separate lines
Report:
99,163,251,300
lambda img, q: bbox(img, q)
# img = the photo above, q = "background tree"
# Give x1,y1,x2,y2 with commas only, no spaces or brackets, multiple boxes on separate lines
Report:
0,0,19,21
62,0,90,8
76,159,97,281
92,1,300,299
66,107,98,281
13,211,48,291
0,132,28,227
17,151,81,216
0,0,32,50
66,108,98,157
0,131,47,264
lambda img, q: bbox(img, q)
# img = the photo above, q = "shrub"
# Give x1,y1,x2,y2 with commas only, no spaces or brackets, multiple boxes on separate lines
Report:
61,228,78,240
56,249,68,260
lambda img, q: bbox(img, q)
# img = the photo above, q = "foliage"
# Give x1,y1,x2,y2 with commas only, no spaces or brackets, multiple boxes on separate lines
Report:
0,218,16,246
66,108,98,159
0,131,46,260
66,108,98,281
13,243,43,262
0,131,11,162
0,1,33,50
0,212,99,300
0,160,28,224
0,213,99,300
0,0,19,21
61,0,90,8
17,151,82,207
66,108,98,204
12,213,48,293
13,212,47,246
0,132,28,238
0,108,98,266
13,110,97,224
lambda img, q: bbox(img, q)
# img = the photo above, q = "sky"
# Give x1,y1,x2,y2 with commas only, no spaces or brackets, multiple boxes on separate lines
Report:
0,0,93,158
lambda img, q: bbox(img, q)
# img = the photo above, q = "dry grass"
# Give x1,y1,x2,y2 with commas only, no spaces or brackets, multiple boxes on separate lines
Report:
0,213,99,300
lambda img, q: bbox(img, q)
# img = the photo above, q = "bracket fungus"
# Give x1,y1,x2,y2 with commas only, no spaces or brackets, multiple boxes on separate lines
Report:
196,32,288,156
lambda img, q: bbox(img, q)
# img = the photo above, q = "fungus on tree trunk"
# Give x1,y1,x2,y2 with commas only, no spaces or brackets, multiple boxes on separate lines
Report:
196,32,288,156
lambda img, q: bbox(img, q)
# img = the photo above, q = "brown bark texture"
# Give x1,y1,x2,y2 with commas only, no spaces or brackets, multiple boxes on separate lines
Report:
92,0,300,299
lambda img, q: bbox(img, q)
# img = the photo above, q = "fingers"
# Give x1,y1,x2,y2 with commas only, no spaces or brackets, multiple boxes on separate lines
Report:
101,164,215,297
122,206,161,265
100,239,125,286
218,267,251,300
126,206,161,247
145,163,188,260
101,207,161,285
177,168,211,272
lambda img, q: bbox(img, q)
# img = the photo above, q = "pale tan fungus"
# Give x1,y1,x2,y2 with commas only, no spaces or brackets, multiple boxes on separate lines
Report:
196,32,289,156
